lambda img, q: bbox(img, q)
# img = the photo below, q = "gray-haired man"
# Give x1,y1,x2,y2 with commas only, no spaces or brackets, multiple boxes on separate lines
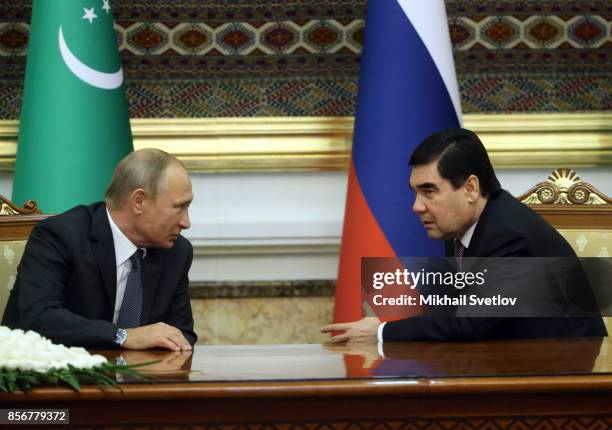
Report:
3,149,197,350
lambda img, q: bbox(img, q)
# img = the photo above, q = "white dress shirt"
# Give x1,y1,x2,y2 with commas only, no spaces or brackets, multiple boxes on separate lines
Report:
377,219,479,343
106,209,146,325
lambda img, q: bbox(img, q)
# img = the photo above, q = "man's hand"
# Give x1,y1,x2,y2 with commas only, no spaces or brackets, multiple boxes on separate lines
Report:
321,317,382,344
123,322,193,351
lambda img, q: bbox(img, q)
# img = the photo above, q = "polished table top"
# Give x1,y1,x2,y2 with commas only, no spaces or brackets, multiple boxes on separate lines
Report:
3,336,612,405
99,336,612,383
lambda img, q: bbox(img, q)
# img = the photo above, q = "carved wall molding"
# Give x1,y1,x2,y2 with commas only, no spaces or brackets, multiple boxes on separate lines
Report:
1,113,611,172
519,168,611,206
0,194,40,216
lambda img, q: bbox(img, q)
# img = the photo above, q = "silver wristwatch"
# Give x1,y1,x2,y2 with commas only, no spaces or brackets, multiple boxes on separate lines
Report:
114,328,128,347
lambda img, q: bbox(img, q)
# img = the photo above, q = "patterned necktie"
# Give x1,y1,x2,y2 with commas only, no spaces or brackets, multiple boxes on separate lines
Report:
454,239,465,272
117,250,144,328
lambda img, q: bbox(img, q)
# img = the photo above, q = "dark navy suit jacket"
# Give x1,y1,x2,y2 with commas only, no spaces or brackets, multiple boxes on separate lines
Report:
2,202,197,348
383,189,607,341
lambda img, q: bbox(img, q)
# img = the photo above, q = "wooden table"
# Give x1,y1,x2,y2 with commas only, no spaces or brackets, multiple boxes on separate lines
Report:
2,337,612,429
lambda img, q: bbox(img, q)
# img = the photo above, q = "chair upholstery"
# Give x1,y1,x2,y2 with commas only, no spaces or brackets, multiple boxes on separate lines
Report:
518,168,612,335
0,195,46,317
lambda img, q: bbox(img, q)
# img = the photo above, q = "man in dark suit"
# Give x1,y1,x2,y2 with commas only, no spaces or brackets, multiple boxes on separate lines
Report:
322,128,607,342
2,149,197,350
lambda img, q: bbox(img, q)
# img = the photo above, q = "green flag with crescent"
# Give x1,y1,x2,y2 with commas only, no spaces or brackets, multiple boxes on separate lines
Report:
13,0,133,214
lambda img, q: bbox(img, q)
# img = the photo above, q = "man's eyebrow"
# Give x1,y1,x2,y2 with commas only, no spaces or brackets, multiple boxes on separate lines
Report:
175,198,192,206
415,182,438,191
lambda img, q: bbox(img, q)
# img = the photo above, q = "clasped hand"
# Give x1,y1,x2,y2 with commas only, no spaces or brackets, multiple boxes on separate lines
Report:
124,322,192,351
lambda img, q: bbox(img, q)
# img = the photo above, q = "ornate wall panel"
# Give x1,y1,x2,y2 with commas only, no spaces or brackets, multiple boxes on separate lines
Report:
0,0,610,118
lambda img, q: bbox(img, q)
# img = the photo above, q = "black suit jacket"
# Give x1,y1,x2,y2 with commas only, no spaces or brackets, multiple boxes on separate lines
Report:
383,189,607,341
2,202,197,348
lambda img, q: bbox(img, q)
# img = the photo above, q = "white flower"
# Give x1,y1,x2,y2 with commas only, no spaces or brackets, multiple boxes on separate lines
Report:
0,326,107,372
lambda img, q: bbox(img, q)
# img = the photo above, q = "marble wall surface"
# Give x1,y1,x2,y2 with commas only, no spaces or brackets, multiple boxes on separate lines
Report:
192,296,334,345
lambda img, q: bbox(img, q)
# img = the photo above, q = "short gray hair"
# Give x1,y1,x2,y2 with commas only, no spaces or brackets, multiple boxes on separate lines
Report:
105,148,183,210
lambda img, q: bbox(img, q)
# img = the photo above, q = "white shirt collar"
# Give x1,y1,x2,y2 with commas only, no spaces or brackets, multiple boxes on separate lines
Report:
106,208,145,267
458,219,478,249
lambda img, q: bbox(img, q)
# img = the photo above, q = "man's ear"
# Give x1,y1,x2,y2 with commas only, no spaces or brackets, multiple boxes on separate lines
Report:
130,188,147,214
463,175,480,202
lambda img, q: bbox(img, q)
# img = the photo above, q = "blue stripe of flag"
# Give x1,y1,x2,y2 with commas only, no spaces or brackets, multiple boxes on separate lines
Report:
352,0,460,257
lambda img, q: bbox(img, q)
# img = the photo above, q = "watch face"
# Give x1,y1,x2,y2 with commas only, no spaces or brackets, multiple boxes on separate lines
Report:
115,328,127,345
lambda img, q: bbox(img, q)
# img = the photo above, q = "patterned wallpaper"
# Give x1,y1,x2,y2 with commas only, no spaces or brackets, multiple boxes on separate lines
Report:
0,0,611,118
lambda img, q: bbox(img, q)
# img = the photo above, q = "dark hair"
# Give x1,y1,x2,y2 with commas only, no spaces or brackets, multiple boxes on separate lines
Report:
409,128,501,197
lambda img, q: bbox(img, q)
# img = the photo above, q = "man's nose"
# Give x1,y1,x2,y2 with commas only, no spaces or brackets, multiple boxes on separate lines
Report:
179,211,191,230
412,197,426,214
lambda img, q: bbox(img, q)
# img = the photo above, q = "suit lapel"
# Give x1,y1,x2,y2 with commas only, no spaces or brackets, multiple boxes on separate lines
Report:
90,204,117,313
459,191,504,274
460,215,483,273
140,249,163,325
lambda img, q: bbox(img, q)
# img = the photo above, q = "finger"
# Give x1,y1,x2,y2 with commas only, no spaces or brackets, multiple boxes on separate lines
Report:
177,335,192,350
169,332,192,350
154,336,181,351
330,333,350,344
321,323,349,333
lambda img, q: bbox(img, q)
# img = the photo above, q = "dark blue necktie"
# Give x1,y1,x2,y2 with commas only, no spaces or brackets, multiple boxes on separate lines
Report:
455,239,465,271
117,250,143,328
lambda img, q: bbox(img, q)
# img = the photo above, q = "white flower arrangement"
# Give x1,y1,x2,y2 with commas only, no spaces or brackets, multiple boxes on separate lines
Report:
0,326,106,372
0,326,149,392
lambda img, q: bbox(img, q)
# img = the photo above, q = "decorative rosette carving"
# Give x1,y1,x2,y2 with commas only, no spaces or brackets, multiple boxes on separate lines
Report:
519,168,611,205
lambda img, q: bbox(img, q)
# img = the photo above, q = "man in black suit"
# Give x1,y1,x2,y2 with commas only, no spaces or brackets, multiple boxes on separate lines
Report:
2,149,197,350
322,128,606,342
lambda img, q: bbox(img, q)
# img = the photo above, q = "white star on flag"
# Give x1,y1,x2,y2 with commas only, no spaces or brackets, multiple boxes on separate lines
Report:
82,7,98,24
102,0,111,14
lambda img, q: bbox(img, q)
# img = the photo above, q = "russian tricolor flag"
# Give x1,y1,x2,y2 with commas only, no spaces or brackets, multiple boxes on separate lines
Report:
334,0,462,323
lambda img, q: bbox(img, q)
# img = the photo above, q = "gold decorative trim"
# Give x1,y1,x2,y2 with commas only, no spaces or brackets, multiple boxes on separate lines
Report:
0,194,41,216
0,113,610,172
519,168,611,205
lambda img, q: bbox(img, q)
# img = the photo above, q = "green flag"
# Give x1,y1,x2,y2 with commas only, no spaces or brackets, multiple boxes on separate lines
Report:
13,0,133,214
